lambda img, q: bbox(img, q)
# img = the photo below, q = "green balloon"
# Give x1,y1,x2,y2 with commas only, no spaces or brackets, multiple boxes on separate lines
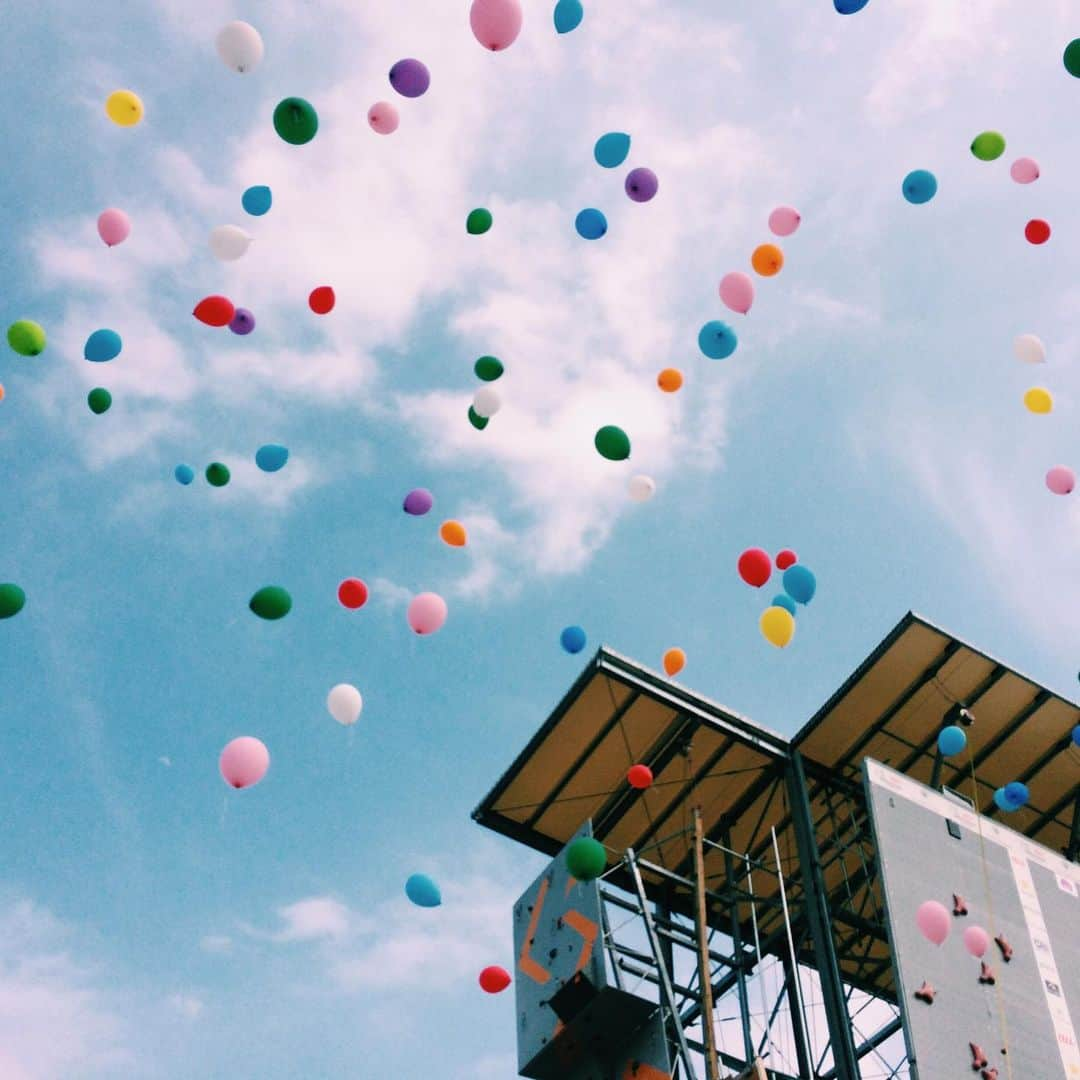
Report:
0,583,26,619
273,97,319,145
7,319,46,357
87,388,112,415
474,355,504,382
249,585,292,620
466,208,493,235
566,837,607,882
595,425,631,461
970,131,1006,161
1065,39,1080,78
206,462,231,487
468,406,489,430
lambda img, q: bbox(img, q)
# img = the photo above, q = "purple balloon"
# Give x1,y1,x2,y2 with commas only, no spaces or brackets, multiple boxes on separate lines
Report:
403,487,433,515
229,308,256,335
625,167,659,203
389,59,431,99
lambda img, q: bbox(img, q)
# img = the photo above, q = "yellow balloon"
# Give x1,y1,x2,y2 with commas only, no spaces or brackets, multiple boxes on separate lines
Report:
1023,387,1053,414
105,90,144,127
760,606,795,648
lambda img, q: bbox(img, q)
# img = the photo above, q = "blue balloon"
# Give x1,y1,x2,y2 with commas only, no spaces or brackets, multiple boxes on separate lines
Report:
242,185,272,216
594,132,631,169
1003,781,1030,808
561,625,587,654
772,594,797,616
992,787,1012,812
1073,724,1080,748
697,321,737,360
782,564,817,605
835,0,870,11
84,329,122,363
937,725,967,757
554,0,584,33
575,208,607,240
255,444,289,472
405,873,442,908
174,464,195,485
902,169,938,205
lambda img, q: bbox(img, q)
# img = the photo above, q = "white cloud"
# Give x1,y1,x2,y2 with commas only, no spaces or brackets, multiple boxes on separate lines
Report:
167,993,204,1019
247,896,354,944
199,934,233,954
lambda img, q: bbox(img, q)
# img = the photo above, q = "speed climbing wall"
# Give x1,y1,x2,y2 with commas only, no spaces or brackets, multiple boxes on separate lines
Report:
864,758,1080,1079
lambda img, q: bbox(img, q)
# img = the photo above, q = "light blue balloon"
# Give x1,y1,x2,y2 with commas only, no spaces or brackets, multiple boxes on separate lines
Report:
242,185,272,216
937,725,966,757
902,169,937,205
594,132,631,169
255,444,289,472
84,329,122,363
992,787,1013,812
772,594,797,616
561,625,587,654
405,873,442,908
782,564,817,605
575,208,607,239
174,464,195,485
554,0,584,33
697,321,737,359
1003,781,1029,808
1073,724,1080,748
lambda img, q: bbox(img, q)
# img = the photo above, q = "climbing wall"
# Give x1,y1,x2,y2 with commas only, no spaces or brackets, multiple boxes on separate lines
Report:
864,758,1080,1079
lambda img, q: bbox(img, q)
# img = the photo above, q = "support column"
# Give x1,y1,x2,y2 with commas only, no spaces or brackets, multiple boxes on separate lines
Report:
693,808,721,1080
724,836,755,1066
1067,788,1080,864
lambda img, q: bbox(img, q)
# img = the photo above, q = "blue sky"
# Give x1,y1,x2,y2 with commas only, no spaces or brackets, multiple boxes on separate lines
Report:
2,0,1079,1076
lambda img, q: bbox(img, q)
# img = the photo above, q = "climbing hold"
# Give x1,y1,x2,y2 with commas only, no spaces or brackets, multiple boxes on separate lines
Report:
978,962,996,986
913,981,936,1005
994,934,1012,963
970,1044,988,1070
952,893,968,917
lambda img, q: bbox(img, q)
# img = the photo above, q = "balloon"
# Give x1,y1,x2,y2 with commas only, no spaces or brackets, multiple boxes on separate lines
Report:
663,648,685,676
835,0,870,11
1025,219,1051,245
368,101,400,135
467,208,493,235
993,787,1013,812
194,296,236,327
775,549,797,570
229,308,255,335
1072,723,1080,747
902,169,937,204
255,444,289,472
309,286,335,315
937,725,967,757
408,592,447,635
772,594,797,616
174,464,194,485
87,388,112,415
963,925,990,958
738,548,772,588
657,368,683,392
554,0,584,33
560,625,586,653
1003,781,1029,808
1013,334,1045,364
474,355,503,381
0,584,26,619
206,462,231,487
1066,39,1080,77
782,564,816,605
97,208,131,246
768,206,801,236
7,320,46,356
1023,387,1053,414
84,329,122,362
478,966,512,993
627,764,653,790
575,208,607,239
970,131,1006,161
440,520,467,547
719,272,755,314
751,243,784,276
468,406,489,430
209,225,253,261
405,874,442,908
470,0,523,51
273,97,318,144
388,58,430,98
915,900,950,945
594,132,631,169
594,425,630,460
403,488,434,515
249,586,292,620
1046,466,1075,495
698,320,738,359
1010,157,1040,184
0,384,5,402
628,474,656,502
219,736,269,789
338,579,368,609
105,90,143,126
242,185,272,216
473,387,502,418
625,168,658,203
327,683,363,726
760,606,795,648
216,21,264,72
566,837,606,881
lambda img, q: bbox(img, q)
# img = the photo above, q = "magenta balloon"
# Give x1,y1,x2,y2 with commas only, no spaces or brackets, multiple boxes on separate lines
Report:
219,736,270,789
719,271,755,314
1046,465,1076,495
97,208,131,247
470,0,523,51
368,101,400,135
768,206,801,237
625,167,658,203
963,925,990,958
407,592,447,635
915,900,950,946
1010,157,1040,184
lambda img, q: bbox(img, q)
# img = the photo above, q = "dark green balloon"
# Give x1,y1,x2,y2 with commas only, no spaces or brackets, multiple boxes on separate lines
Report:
206,462,231,487
273,97,319,145
1065,39,1080,78
474,355,503,382
249,586,292,620
566,837,606,882
87,388,112,414
594,425,630,461
970,130,1005,161
7,319,46,356
468,406,489,430
0,583,26,619
466,208,493,235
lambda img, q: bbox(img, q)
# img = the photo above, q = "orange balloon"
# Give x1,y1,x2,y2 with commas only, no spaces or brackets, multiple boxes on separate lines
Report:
751,243,784,277
0,384,5,402
663,647,686,676
440,520,467,547
657,368,683,393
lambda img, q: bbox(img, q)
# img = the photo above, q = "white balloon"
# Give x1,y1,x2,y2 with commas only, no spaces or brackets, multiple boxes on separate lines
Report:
1013,334,1046,364
327,684,363,726
215,21,264,73
472,386,502,418
628,475,656,502
209,225,254,261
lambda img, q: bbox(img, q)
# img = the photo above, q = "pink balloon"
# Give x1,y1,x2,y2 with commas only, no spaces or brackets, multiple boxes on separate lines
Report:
915,900,950,946
1010,157,1040,184
1046,465,1076,495
768,206,801,237
368,101,400,135
470,0,523,51
408,592,448,635
97,208,131,247
963,925,990,958
219,736,270,790
719,271,755,314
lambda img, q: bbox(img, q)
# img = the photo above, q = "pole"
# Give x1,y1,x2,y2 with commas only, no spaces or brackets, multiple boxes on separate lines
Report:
693,807,722,1080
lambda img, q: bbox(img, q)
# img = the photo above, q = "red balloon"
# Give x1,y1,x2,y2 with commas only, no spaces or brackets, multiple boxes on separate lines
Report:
193,295,236,327
309,286,336,314
479,965,511,994
737,548,772,588
776,549,797,570
627,764,653,790
338,578,368,609
1025,219,1051,245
